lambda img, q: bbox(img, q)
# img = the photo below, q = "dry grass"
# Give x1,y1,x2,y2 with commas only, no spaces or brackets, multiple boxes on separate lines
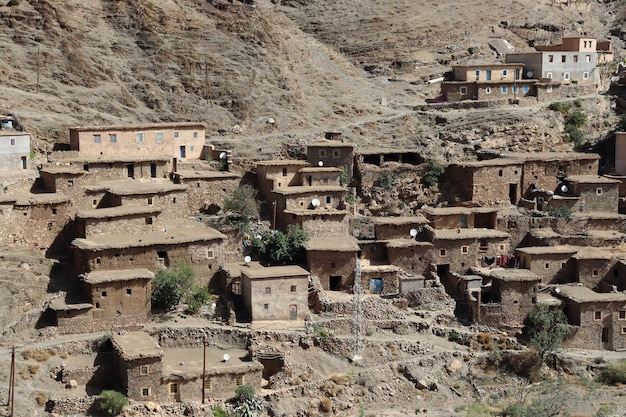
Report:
329,373,350,385
35,392,47,406
22,348,57,362
28,365,39,375
320,397,333,413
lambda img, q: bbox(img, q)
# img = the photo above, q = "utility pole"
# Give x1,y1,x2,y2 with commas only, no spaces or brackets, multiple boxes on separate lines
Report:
36,47,40,94
351,257,363,362
8,346,15,416
202,339,207,404
204,59,212,108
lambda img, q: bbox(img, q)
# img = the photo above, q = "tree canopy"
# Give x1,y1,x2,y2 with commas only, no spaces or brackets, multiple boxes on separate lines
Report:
526,303,569,358
223,185,260,222
251,224,309,265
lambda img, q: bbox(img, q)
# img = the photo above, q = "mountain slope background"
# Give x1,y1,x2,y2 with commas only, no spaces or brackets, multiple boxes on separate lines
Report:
0,0,623,159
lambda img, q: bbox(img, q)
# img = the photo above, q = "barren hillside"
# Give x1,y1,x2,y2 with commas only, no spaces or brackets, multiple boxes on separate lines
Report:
0,0,624,159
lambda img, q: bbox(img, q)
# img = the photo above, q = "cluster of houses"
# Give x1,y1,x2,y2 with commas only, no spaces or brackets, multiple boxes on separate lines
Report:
5,111,626,401
439,36,613,103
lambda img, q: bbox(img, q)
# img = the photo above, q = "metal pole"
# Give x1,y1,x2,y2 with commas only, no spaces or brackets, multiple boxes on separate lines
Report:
202,340,206,404
10,346,15,416
36,48,40,94
272,201,277,230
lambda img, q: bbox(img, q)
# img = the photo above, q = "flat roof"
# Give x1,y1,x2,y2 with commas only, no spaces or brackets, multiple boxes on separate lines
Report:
72,220,225,251
298,167,342,173
242,265,309,279
48,155,171,163
385,239,433,248
571,212,626,220
272,185,346,195
307,141,355,148
557,285,626,303
451,159,524,168
372,215,429,225
304,236,360,252
173,170,240,180
454,60,522,67
161,347,263,379
40,166,86,175
70,122,205,131
491,269,540,282
433,228,509,240
82,268,154,284
423,207,497,215
112,331,163,361
566,175,621,184
85,180,187,196
220,261,264,278
283,208,348,216
572,247,626,260
516,245,578,255
49,299,93,311
528,228,562,238
76,206,161,219
256,160,308,167
6,192,70,206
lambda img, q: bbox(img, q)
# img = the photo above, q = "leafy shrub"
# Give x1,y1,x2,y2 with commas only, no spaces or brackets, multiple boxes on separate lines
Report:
374,171,397,190
617,114,626,132
224,185,260,222
600,359,626,385
313,324,330,338
526,303,569,358
566,110,586,127
574,98,583,108
151,262,195,311
423,160,445,188
565,125,585,146
233,384,263,417
339,165,351,186
186,285,212,314
7,0,20,6
212,406,228,417
251,224,309,265
546,206,572,219
97,390,128,417
548,102,562,111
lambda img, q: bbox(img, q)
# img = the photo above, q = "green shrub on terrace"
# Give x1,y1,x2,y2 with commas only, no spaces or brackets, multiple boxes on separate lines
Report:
600,359,626,385
97,390,128,417
374,171,397,190
423,160,445,188
545,206,572,219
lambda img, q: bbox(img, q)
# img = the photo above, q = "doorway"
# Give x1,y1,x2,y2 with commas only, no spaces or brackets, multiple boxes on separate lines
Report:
289,304,297,320
150,163,157,178
329,276,342,291
369,278,384,294
180,146,186,158
509,183,518,204
127,164,134,178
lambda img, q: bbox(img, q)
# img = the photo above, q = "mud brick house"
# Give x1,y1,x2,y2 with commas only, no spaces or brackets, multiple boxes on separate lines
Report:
306,139,355,177
241,265,310,321
527,228,626,248
571,247,626,291
0,131,31,171
72,219,226,282
304,237,359,291
256,160,307,200
75,206,164,239
69,122,206,163
516,245,578,284
549,175,620,213
614,132,626,176
555,285,626,351
468,268,540,331
385,239,433,276
507,37,599,85
441,62,536,102
371,216,429,240
298,167,342,187
359,261,401,295
171,170,241,214
423,207,498,230
112,331,165,401
447,159,524,206
217,261,264,296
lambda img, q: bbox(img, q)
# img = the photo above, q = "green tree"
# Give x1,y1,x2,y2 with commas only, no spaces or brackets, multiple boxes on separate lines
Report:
151,262,196,311
545,206,572,219
423,160,445,188
339,165,351,186
503,383,570,417
233,384,263,417
96,390,128,417
526,303,569,359
252,225,309,265
224,185,260,222
616,114,626,132
374,171,397,190
186,285,213,315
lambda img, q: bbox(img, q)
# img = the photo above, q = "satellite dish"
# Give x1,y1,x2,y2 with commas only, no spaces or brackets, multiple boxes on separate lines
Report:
244,255,251,263
223,353,230,362
318,161,324,167
560,185,568,193
311,198,321,207
526,71,533,78
409,228,418,237
219,152,227,160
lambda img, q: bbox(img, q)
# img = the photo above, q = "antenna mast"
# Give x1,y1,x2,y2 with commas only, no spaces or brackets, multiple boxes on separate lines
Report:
352,257,363,361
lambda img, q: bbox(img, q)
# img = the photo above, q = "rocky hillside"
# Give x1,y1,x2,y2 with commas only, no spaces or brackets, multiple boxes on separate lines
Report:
0,0,624,160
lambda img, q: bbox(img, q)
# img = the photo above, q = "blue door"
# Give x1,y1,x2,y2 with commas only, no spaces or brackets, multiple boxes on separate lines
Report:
180,146,186,158
369,278,383,294
486,70,491,80
515,69,520,80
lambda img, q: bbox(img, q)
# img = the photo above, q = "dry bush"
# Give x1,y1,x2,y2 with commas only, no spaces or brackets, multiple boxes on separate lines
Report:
502,349,542,381
35,392,47,406
22,349,32,360
29,365,39,375
60,353,69,359
477,333,494,351
29,348,57,362
329,373,350,385
320,397,333,413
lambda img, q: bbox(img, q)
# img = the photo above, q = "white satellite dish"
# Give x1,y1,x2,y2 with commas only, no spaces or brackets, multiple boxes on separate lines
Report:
560,185,568,193
219,152,227,160
409,228,418,237
318,161,324,167
311,198,321,207
526,71,533,78
223,353,230,362
244,255,252,263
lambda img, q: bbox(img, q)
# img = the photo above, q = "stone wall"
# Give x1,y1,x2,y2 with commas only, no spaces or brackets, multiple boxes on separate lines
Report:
87,278,151,320
563,302,626,351
575,258,616,290
80,214,163,238
386,244,433,276
121,357,165,401
182,176,240,214
298,214,349,238
306,250,356,291
520,159,598,198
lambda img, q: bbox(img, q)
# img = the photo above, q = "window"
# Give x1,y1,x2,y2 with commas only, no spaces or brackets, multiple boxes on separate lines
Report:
174,131,179,138
10,138,15,146
190,146,194,152
460,86,467,94
263,303,269,310
207,250,214,259
93,134,101,143
235,376,244,386
282,168,287,177
499,244,505,251
545,262,550,269
52,208,57,215
622,327,626,335
326,196,332,204
332,150,340,158
142,388,150,397
170,383,178,394
265,287,271,294
498,169,503,177
479,240,488,252
583,41,587,48
147,197,153,205
513,86,519,93
594,311,602,320
523,85,529,93
573,55,578,63
586,55,591,63
126,288,132,295
156,132,163,143
593,270,599,276
140,365,149,375
563,72,570,81
596,188,603,196
136,133,144,143
439,249,447,257
507,220,517,229
101,291,107,297
561,262,566,268
330,261,336,268
461,246,468,254
620,310,626,320
561,55,566,63
319,149,327,158
475,70,480,79
109,134,117,143
193,131,198,138
502,69,508,77
291,285,297,292
583,72,589,80
485,87,491,94
501,86,507,94
92,199,98,207
96,257,101,265
546,72,553,79
548,55,554,62
145,217,153,225
547,86,553,93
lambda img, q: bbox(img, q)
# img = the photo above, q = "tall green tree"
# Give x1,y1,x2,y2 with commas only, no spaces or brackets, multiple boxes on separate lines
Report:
224,185,260,222
252,225,309,265
151,262,196,311
526,303,569,359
